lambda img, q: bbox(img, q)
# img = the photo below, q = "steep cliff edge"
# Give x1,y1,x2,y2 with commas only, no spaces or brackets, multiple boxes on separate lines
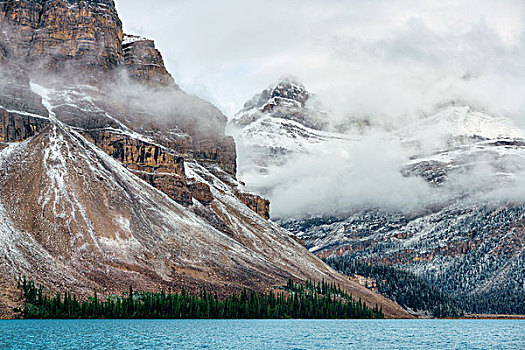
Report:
122,34,176,87
0,0,123,69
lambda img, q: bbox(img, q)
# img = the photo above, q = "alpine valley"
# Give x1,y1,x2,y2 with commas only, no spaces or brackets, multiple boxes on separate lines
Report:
229,79,525,316
0,0,412,319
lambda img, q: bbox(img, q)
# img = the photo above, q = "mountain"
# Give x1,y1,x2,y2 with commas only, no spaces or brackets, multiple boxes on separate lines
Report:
228,78,339,179
230,80,525,314
0,1,411,318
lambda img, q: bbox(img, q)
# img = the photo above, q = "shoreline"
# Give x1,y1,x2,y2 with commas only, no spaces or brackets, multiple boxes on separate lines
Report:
2,316,524,321
459,314,525,320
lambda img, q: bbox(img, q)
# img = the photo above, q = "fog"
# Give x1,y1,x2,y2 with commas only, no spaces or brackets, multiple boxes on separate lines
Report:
104,72,228,139
115,0,525,218
240,136,439,218
116,0,525,122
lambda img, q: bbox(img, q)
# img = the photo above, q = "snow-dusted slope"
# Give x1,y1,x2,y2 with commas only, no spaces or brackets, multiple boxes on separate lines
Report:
0,0,410,319
0,78,409,319
401,106,525,141
228,79,354,182
230,115,357,176
231,81,525,311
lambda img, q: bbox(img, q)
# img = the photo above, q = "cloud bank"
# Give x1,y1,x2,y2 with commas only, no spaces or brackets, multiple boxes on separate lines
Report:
116,0,525,121
116,0,525,218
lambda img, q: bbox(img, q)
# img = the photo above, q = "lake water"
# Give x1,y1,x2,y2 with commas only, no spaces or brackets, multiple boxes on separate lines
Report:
0,319,524,349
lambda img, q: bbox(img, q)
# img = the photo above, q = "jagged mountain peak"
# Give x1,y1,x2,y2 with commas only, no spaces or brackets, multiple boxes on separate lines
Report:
231,78,328,132
242,77,309,112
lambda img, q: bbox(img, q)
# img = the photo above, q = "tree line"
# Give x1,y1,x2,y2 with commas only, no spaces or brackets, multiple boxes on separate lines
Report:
15,277,384,319
325,257,462,318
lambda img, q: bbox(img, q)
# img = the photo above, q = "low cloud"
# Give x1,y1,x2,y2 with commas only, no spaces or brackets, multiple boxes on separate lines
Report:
116,0,525,121
115,0,525,218
243,135,437,218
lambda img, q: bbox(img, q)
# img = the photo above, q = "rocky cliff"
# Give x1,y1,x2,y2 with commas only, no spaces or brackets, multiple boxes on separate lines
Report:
0,0,244,212
0,0,123,69
0,0,410,319
122,34,175,87
235,192,270,220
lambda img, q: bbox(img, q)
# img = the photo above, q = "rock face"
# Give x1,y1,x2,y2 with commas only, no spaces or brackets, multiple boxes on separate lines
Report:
0,0,238,209
83,129,211,206
0,0,412,319
84,130,186,176
122,34,175,86
193,137,237,176
0,0,123,69
236,192,270,220
0,109,48,142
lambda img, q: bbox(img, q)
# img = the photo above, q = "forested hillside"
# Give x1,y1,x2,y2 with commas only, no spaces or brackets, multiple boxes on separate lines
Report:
326,256,525,316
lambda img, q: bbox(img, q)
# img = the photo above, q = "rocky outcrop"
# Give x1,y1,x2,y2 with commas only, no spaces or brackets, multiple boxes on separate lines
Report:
137,172,193,206
84,130,185,175
236,192,270,220
193,137,237,176
136,174,213,207
0,0,123,69
0,109,48,142
83,129,215,207
122,34,175,87
188,181,214,206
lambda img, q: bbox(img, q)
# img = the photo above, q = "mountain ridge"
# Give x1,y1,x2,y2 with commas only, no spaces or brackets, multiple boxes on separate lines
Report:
0,0,411,319
231,79,525,314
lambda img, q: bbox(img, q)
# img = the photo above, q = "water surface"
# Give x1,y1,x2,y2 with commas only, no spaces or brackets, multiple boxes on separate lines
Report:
1,319,524,349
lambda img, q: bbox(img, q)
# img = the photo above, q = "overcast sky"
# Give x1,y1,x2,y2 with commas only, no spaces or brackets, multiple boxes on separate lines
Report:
116,0,525,120
114,1,525,218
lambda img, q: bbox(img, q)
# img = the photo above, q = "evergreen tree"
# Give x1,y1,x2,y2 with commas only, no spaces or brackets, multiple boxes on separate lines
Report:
14,277,383,320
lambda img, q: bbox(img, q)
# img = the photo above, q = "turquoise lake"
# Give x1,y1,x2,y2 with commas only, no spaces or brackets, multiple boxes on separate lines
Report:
0,319,524,349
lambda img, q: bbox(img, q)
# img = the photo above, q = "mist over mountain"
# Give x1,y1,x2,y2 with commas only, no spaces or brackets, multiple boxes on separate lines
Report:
229,78,525,219
0,0,411,319
229,76,525,314
117,0,525,121
0,0,523,320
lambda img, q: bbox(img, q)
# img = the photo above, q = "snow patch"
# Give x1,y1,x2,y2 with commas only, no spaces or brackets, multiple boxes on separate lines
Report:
123,34,149,45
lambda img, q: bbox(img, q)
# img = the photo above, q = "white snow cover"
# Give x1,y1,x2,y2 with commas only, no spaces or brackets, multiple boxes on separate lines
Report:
0,106,48,120
400,106,525,143
123,34,150,45
231,85,525,218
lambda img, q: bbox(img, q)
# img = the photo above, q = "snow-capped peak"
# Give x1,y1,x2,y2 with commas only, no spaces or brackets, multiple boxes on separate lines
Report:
230,78,329,132
401,106,525,142
241,78,309,113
